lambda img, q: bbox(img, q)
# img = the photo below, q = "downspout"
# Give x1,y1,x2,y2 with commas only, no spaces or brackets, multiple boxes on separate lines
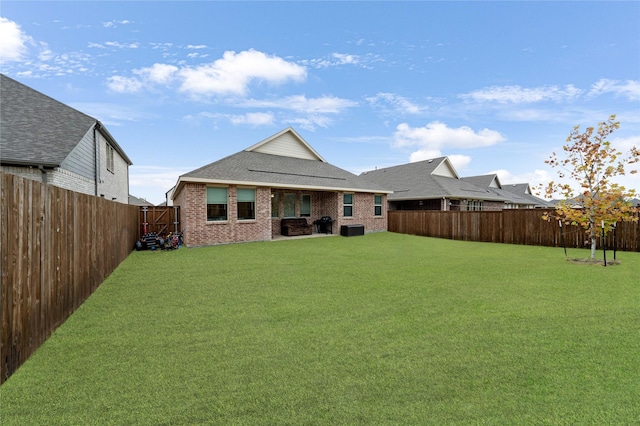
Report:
442,196,447,211
38,165,47,184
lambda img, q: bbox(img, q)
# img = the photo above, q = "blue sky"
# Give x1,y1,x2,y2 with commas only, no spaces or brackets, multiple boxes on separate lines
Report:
2,1,639,205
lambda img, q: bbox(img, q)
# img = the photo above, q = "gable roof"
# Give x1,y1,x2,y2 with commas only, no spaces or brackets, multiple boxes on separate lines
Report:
462,174,501,189
501,183,551,207
462,175,551,207
361,158,506,202
173,128,391,198
245,127,326,162
0,73,132,167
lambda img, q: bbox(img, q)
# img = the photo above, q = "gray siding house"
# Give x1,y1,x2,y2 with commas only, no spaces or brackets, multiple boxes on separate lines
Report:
0,74,132,203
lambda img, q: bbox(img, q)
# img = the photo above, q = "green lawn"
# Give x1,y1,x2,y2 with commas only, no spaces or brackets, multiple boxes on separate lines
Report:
2,232,639,425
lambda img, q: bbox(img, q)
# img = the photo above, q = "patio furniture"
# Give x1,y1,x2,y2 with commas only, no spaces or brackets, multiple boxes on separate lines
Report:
340,224,364,237
313,216,334,234
281,218,313,236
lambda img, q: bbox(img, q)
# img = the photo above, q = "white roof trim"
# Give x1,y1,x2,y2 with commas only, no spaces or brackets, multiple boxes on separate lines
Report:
432,157,460,179
172,176,392,200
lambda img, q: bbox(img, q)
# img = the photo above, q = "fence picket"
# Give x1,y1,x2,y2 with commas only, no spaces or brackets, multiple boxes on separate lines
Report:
388,209,639,252
1,172,139,383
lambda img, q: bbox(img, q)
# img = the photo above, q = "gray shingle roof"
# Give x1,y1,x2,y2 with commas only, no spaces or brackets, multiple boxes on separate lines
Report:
181,150,391,193
462,175,537,206
361,158,506,202
501,183,551,207
0,73,132,166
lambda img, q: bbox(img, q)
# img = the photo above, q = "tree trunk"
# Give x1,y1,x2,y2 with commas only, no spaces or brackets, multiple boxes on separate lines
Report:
589,226,597,259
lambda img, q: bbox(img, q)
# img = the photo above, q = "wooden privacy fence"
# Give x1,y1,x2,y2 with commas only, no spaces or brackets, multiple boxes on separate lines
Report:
1,172,139,384
388,209,640,252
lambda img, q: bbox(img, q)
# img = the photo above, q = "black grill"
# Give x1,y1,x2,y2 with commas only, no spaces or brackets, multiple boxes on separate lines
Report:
313,216,334,234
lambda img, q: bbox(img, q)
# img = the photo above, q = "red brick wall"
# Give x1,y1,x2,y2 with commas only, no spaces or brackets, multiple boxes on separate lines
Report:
334,192,387,233
176,184,388,246
481,201,505,211
175,183,272,247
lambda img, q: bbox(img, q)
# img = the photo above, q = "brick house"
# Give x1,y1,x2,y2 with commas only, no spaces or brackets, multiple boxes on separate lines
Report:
361,157,550,211
462,176,550,209
360,157,508,211
0,74,132,203
172,128,392,247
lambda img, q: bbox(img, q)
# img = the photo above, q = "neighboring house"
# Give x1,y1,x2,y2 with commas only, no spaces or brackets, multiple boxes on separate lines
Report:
499,182,551,208
0,74,132,202
551,196,639,209
360,157,507,211
164,185,176,207
462,176,550,209
128,194,155,206
171,127,392,247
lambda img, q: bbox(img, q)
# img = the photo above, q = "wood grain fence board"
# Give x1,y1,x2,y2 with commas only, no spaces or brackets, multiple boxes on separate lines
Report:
388,209,639,252
1,172,139,384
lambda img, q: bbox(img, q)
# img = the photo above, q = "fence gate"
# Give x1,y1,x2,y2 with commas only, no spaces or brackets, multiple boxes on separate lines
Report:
140,206,181,238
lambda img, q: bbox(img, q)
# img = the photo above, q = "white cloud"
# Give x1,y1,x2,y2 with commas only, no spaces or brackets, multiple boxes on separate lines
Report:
129,165,192,205
107,50,307,96
106,75,144,93
611,135,640,154
0,17,33,61
104,41,139,49
135,63,179,84
332,53,358,65
178,49,306,96
229,112,275,126
284,115,334,131
409,149,443,162
279,95,356,114
189,94,354,129
241,95,357,115
103,20,132,28
397,122,503,168
367,93,425,115
492,168,552,188
408,150,472,171
187,111,275,127
242,95,356,130
460,84,582,104
448,154,473,171
300,52,379,69
394,121,505,149
588,79,640,101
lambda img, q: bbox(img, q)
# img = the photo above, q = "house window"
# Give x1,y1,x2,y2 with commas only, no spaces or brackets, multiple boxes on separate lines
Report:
300,194,311,217
374,194,383,216
467,200,483,211
106,143,115,173
271,193,279,218
343,193,353,217
207,187,228,221
284,193,296,217
237,188,255,220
